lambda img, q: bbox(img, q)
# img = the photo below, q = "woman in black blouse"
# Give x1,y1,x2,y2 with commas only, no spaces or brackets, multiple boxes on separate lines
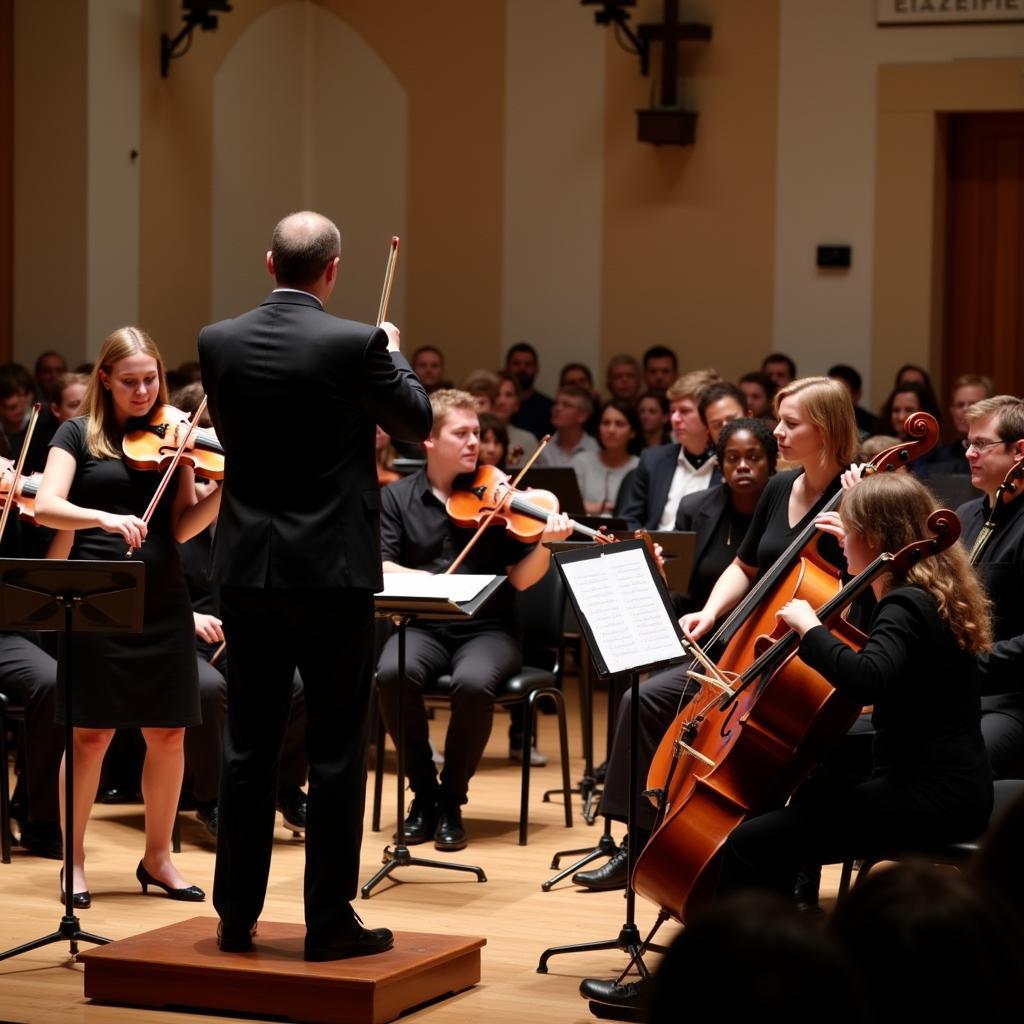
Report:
680,376,859,643
717,471,993,895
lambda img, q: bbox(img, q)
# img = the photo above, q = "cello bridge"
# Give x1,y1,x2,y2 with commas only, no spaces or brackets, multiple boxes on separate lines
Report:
672,740,715,768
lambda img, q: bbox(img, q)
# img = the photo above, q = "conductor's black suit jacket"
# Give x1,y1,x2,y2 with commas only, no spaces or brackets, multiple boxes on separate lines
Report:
198,289,432,590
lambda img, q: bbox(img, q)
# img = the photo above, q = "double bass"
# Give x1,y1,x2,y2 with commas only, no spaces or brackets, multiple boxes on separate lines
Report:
631,506,961,923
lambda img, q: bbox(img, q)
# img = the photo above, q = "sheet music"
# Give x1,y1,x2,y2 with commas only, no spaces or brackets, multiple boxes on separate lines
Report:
377,573,496,603
559,547,685,673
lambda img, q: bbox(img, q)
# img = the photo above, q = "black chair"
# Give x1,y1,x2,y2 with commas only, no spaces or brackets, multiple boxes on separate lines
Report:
372,562,574,845
0,693,26,864
837,778,1024,897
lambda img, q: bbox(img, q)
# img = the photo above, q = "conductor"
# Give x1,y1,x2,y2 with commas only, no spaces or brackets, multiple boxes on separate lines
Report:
199,212,432,959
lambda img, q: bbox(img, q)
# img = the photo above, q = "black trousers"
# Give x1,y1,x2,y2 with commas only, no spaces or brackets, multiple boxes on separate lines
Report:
376,625,521,806
599,661,695,831
0,634,62,824
718,771,993,897
980,710,1024,780
185,652,307,807
213,587,374,942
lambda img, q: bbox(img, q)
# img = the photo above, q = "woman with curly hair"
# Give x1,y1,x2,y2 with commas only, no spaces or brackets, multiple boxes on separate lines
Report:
717,471,994,897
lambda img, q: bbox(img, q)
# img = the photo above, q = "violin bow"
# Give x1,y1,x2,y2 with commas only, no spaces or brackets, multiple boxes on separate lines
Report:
444,435,551,576
376,236,400,327
0,403,41,546
126,396,209,558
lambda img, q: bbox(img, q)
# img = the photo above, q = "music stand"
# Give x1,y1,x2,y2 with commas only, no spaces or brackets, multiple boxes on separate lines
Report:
0,559,144,963
536,540,686,982
360,575,505,899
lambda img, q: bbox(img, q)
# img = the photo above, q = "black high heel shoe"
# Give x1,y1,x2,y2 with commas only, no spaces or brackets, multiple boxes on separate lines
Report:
136,861,206,901
59,867,91,910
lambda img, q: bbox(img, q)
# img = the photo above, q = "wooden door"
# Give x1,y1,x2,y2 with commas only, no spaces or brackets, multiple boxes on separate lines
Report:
943,112,1024,402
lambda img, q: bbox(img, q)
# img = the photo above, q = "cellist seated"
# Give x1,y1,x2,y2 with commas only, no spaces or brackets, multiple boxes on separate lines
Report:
376,389,571,851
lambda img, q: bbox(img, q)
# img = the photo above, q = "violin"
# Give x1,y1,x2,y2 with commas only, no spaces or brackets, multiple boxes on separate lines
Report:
0,458,43,522
122,404,224,480
632,507,961,924
446,464,611,546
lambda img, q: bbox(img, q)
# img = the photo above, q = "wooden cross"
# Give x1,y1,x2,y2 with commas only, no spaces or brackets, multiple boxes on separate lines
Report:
638,0,711,108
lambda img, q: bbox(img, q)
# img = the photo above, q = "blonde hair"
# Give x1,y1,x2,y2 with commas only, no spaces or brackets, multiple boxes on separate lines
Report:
666,368,721,404
429,388,478,436
775,376,858,470
840,473,992,653
963,395,1024,441
84,326,169,459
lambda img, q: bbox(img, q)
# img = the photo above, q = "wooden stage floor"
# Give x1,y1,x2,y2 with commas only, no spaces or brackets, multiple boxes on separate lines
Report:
0,676,843,1024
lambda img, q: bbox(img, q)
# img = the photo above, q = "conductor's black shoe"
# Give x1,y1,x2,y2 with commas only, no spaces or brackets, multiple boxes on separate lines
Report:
572,839,629,891
196,804,219,840
18,820,63,860
304,915,394,961
579,978,648,1021
217,920,256,953
434,804,467,852
394,797,436,845
276,787,307,833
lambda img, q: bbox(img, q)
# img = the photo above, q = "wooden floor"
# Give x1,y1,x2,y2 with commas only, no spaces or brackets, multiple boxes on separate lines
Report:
0,676,843,1024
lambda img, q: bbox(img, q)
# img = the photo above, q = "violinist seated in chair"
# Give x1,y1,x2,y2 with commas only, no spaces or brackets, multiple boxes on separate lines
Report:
375,389,572,852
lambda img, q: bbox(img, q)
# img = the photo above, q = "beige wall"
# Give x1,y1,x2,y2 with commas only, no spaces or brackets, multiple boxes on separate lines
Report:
600,0,780,386
775,1,1024,405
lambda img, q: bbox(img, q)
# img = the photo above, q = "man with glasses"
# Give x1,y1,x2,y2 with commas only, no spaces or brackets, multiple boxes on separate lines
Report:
959,395,1024,778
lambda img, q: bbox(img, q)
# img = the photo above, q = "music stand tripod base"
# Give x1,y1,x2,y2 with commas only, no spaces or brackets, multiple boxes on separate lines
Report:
0,559,144,962
363,586,504,898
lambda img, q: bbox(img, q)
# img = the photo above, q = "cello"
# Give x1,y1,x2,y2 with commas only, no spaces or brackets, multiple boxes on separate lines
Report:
631,505,961,923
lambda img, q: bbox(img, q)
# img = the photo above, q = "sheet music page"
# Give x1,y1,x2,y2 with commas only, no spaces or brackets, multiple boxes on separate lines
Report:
377,573,496,603
560,547,685,673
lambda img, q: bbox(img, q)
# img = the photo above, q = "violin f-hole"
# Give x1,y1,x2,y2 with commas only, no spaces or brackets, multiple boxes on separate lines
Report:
719,700,739,740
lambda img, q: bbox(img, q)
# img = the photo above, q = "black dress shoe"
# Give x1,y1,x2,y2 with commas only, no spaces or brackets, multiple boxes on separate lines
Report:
393,797,436,845
579,978,647,1021
136,861,206,901
196,804,219,840
304,914,394,962
573,840,629,891
59,868,91,910
19,821,63,860
277,786,307,833
434,804,467,852
217,920,257,953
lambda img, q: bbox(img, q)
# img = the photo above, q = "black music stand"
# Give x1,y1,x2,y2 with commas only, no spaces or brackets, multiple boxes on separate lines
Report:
536,540,686,983
360,576,505,899
0,559,144,963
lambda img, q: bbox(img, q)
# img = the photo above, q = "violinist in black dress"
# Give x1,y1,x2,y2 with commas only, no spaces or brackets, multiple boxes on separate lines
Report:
36,326,222,906
199,212,432,960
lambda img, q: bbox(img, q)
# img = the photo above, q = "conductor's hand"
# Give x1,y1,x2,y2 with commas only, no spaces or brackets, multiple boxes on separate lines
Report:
193,612,224,644
680,609,715,643
540,512,573,544
778,598,821,637
380,321,401,352
98,512,147,550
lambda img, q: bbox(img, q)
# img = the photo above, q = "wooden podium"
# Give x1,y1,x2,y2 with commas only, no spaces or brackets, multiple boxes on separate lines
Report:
77,917,485,1024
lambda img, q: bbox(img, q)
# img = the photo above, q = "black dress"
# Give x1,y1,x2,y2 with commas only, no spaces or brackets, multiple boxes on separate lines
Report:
718,586,993,894
51,417,199,728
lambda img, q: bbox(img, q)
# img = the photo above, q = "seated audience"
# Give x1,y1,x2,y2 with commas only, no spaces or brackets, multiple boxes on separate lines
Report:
505,342,553,438
761,352,796,390
477,412,511,470
537,385,598,468
49,373,89,424
493,372,538,468
738,370,777,421
620,369,722,532
34,350,67,401
605,354,642,405
697,381,746,444
929,373,995,474
573,400,641,515
376,390,571,850
642,345,678,395
559,362,601,434
636,390,670,449
462,369,500,415
828,363,878,436
411,345,449,394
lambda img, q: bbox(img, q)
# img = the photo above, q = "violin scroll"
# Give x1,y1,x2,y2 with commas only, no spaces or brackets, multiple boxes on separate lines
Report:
889,507,961,575
864,412,940,475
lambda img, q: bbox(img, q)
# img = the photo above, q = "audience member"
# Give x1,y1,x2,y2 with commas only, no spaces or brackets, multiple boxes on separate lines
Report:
537,385,598,468
573,400,641,515
493,372,538,467
462,369,500,414
49,372,89,424
636,390,670,449
828,363,878,436
605,354,641,404
697,381,746,444
738,370,777,421
34,350,67,400
559,361,601,434
930,372,994,474
505,342,553,438
477,412,510,470
411,345,449,394
642,345,678,394
761,352,796,390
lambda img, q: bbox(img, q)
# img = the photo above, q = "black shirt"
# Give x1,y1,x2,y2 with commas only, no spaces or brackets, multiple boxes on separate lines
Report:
957,490,1024,716
380,469,535,631
736,469,844,576
511,390,554,440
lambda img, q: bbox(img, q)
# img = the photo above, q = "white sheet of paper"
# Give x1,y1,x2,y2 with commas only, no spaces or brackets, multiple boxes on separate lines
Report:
559,547,685,673
376,573,497,603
